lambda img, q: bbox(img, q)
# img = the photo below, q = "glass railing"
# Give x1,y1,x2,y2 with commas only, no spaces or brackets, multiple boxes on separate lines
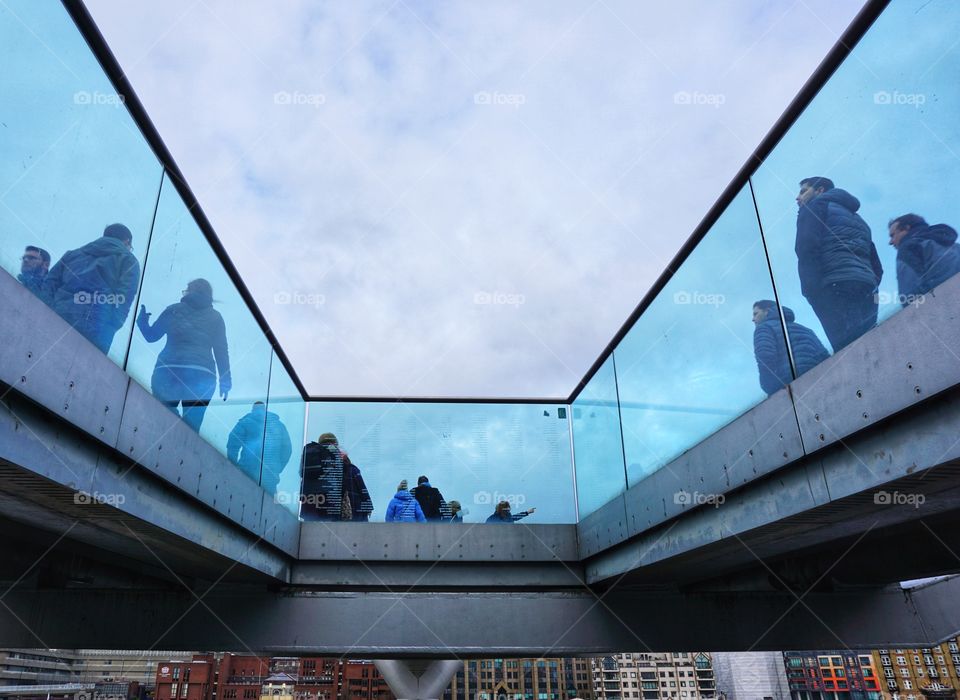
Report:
303,401,574,523
0,0,295,505
571,0,960,517
4,0,957,528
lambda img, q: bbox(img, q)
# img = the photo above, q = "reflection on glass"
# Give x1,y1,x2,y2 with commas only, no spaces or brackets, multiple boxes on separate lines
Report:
615,187,781,486
889,214,960,306
751,0,960,369
793,177,882,352
306,402,575,523
227,400,292,493
263,354,306,512
0,0,161,364
43,224,141,353
126,175,272,466
137,277,230,431
571,355,627,517
752,300,828,396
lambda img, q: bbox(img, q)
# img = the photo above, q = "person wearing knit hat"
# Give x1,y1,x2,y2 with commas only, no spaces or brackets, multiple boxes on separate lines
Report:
385,479,426,522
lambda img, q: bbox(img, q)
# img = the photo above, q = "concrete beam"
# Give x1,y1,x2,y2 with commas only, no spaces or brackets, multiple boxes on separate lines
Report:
2,578,958,654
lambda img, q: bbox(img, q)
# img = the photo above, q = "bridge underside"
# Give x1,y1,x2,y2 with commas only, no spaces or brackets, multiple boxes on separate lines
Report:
3,271,960,654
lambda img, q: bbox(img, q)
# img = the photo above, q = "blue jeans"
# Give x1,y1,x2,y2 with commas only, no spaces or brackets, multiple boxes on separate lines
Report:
151,366,216,432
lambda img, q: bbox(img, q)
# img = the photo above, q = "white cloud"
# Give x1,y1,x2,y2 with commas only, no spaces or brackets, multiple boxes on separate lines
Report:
84,0,865,397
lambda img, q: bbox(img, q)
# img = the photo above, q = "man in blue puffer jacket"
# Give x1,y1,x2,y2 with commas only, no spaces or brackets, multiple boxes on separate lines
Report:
753,300,830,396
795,177,883,352
888,213,960,305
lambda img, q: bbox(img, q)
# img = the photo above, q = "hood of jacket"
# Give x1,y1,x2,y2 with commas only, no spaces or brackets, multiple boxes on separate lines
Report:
813,188,861,213
78,236,131,258
781,306,795,323
393,489,415,502
905,223,958,248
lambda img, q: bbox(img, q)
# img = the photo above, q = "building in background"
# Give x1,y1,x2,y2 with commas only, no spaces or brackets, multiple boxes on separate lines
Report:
713,653,788,700
591,653,714,700
873,640,960,700
446,658,594,700
218,654,271,700
783,651,882,700
0,649,194,700
151,656,388,700
76,652,196,693
154,656,214,700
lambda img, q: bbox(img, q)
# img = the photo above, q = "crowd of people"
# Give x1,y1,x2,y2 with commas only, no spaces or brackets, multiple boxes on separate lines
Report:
751,176,960,396
298,433,535,523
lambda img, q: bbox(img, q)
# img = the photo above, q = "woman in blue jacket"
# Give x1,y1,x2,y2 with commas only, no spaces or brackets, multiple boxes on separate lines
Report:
385,480,426,522
137,278,231,432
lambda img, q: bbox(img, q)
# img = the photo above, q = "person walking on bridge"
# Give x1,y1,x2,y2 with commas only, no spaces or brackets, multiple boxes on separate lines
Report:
411,475,446,521
385,480,426,522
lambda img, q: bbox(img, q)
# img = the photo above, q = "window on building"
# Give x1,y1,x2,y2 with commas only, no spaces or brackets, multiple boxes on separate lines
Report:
171,684,178,697
897,658,906,666
904,681,913,690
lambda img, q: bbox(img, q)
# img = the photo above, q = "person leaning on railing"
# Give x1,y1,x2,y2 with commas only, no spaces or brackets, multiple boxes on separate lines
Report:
485,501,535,523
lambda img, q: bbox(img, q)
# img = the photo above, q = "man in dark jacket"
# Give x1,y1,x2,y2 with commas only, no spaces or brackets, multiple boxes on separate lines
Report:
411,475,446,521
42,223,140,354
299,433,373,521
795,177,882,352
299,436,344,521
227,401,292,495
752,300,830,396
17,245,49,297
889,213,960,305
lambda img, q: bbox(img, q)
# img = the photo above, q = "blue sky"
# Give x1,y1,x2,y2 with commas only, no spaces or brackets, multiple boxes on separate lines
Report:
82,0,866,398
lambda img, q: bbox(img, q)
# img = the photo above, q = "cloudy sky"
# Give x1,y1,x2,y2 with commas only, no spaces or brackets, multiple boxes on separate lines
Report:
83,0,866,398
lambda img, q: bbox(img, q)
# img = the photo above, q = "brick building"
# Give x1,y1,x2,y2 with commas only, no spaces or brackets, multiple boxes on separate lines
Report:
155,657,214,700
